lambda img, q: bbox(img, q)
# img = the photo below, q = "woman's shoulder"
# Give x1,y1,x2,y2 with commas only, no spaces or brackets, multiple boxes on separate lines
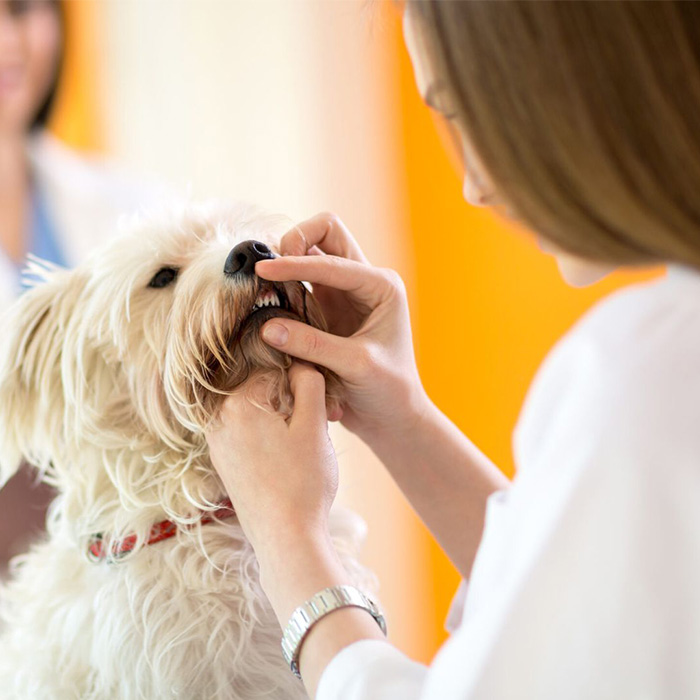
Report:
569,263,700,356
514,266,700,482
525,264,700,409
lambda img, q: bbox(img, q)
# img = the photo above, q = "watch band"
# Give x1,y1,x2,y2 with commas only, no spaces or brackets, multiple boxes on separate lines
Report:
281,584,387,679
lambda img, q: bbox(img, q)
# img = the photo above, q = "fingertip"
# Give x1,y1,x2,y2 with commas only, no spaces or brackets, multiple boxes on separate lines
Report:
261,321,289,347
280,227,309,257
288,363,328,428
288,360,322,382
327,402,344,422
289,362,325,396
254,259,276,278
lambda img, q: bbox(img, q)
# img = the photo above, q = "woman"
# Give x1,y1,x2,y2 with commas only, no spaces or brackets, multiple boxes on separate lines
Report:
207,2,700,699
0,0,162,575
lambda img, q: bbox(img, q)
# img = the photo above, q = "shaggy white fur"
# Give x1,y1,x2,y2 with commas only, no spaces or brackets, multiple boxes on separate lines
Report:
0,203,376,700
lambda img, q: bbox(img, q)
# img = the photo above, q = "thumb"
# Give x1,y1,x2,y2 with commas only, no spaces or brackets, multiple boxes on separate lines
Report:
288,363,328,430
260,319,354,378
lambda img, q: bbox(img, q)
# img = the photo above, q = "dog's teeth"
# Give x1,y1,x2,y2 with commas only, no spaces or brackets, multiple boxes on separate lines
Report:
252,291,281,311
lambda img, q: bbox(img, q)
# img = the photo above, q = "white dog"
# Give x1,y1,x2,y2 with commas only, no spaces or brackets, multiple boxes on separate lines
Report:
0,204,375,700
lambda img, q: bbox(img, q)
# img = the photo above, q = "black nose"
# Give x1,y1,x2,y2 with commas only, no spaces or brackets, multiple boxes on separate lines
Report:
223,239,275,277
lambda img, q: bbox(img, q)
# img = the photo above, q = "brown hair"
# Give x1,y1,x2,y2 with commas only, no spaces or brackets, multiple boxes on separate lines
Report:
26,0,65,131
409,1,700,268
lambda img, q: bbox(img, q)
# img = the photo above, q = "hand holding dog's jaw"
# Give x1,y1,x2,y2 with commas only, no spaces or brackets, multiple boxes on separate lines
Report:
206,362,339,553
255,212,433,450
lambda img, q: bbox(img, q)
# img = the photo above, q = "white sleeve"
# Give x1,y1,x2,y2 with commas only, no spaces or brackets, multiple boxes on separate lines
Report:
316,576,468,700
444,580,469,634
317,640,428,700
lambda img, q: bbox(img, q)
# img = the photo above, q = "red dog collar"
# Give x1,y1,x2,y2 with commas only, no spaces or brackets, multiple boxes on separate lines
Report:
87,498,235,563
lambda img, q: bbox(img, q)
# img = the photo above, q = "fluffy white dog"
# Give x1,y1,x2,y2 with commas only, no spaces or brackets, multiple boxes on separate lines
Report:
0,204,375,700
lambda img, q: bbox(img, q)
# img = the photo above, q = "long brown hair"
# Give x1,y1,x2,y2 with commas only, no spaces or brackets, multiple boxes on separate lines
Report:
31,0,64,130
409,1,700,268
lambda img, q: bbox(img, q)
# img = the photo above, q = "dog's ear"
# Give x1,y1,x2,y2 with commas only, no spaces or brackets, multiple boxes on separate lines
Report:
0,268,85,487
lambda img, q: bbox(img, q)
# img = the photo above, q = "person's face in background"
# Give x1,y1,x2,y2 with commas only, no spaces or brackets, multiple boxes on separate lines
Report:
403,8,616,288
0,0,60,136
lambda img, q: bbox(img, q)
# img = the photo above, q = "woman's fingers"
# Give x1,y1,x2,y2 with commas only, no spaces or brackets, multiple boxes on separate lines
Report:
261,318,365,379
256,255,392,309
217,384,279,427
288,363,328,429
278,212,369,263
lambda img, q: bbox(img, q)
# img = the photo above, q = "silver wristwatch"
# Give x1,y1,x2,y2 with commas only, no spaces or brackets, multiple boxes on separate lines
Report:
281,584,387,679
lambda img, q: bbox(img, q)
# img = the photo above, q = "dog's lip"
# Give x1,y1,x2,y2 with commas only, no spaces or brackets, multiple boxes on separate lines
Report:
245,305,296,323
257,282,287,307
251,285,286,313
244,282,296,322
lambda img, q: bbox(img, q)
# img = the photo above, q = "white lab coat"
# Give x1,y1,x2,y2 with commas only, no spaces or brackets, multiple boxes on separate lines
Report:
318,263,700,700
0,131,166,304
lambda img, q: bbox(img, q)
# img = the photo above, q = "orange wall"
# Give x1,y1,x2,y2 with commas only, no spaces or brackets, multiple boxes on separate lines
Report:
49,1,101,150
392,12,664,655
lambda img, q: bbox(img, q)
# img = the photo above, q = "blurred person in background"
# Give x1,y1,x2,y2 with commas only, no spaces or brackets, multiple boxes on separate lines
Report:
206,2,700,699
0,0,161,577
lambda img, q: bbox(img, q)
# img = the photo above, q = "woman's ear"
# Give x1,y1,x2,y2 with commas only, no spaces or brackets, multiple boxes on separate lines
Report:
0,268,85,488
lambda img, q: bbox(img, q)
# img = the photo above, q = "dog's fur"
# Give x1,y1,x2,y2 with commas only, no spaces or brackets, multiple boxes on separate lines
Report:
0,203,375,699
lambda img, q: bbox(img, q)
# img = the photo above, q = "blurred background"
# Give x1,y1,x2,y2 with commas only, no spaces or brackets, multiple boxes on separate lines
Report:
11,0,662,664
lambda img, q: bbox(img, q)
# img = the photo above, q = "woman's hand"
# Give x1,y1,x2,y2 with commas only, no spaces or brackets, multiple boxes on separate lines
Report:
206,361,387,697
255,212,430,448
205,362,338,551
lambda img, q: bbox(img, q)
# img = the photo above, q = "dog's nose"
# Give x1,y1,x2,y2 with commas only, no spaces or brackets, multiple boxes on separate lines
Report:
224,240,275,277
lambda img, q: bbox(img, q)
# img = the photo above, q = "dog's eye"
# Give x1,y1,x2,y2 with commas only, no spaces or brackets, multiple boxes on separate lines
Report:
148,267,179,289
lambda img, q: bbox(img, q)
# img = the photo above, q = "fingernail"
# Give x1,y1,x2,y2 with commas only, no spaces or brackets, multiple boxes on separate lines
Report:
262,323,288,346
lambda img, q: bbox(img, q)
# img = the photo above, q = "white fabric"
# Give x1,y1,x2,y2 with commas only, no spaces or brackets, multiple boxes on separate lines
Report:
0,132,167,304
318,263,700,700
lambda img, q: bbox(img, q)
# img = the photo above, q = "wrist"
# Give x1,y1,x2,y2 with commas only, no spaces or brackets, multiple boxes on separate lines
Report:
242,511,330,559
255,524,349,622
357,382,434,454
